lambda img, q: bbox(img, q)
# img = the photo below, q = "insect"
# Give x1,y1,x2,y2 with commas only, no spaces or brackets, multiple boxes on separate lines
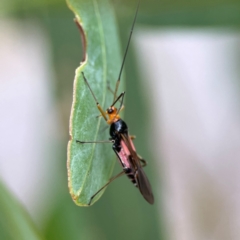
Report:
76,0,154,205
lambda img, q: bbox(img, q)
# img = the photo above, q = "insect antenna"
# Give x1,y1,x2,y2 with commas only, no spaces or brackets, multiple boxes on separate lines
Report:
111,91,125,122
113,0,140,101
111,92,125,108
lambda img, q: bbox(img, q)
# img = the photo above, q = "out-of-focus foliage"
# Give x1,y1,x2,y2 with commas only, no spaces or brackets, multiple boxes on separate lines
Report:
0,0,61,16
0,181,43,240
2,0,240,26
119,0,240,26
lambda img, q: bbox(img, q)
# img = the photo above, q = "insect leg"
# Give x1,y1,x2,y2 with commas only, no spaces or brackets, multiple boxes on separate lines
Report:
130,135,136,140
107,84,125,112
140,158,147,167
81,72,108,121
112,91,126,119
76,140,114,144
107,81,115,95
119,105,125,112
88,170,125,205
111,91,125,107
96,114,103,118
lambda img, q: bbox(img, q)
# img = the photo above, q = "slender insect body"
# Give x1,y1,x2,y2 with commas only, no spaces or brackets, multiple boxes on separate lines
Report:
76,0,154,205
124,167,138,187
110,118,154,204
113,138,139,187
110,119,134,169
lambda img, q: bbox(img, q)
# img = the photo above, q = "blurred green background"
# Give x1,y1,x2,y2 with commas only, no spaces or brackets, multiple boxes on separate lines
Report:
1,0,240,239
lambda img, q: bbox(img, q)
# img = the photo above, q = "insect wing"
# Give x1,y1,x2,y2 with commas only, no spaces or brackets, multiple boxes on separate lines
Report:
120,133,154,204
135,166,154,204
118,139,133,168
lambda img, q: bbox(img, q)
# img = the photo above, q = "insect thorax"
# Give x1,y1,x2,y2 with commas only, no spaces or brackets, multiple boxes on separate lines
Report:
109,119,128,139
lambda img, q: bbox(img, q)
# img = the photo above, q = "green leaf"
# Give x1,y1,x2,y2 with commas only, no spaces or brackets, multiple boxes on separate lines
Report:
0,181,43,240
67,0,123,206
